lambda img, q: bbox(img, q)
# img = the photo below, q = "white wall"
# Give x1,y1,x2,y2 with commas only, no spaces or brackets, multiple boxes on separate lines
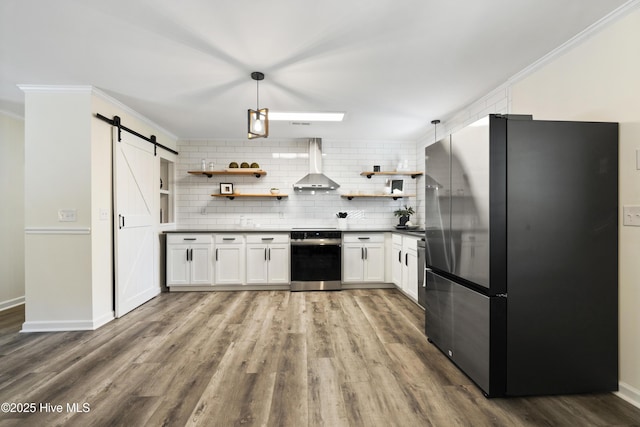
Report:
22,87,95,329
176,139,418,229
0,112,25,310
509,5,640,407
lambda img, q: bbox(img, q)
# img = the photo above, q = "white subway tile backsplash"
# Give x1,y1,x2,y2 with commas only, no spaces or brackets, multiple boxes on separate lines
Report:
175,138,418,229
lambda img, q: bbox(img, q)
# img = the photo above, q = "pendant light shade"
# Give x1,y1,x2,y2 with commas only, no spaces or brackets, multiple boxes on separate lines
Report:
248,72,269,139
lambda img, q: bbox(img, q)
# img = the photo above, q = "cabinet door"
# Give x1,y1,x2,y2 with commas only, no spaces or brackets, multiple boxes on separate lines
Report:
342,244,364,282
167,244,190,286
403,249,418,300
190,245,213,285
215,245,244,285
363,243,385,282
267,243,290,284
246,244,268,284
391,242,403,286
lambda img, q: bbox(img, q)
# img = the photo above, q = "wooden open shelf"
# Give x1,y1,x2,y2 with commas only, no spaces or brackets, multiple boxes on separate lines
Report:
189,170,266,178
360,171,423,179
212,193,287,200
341,194,415,201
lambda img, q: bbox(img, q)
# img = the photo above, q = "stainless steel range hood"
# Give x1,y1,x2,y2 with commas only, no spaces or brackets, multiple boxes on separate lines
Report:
293,138,340,191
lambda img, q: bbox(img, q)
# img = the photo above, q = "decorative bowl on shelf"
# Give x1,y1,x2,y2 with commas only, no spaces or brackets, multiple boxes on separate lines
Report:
270,188,280,194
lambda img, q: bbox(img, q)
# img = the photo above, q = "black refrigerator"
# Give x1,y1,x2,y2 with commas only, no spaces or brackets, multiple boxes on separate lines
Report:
424,114,618,397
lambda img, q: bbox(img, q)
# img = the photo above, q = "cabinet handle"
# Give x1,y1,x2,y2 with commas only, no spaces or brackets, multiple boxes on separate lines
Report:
405,253,408,266
223,237,235,241
365,247,368,260
190,248,193,261
398,250,402,263
264,248,267,261
215,248,218,261
183,238,196,241
361,247,364,260
268,248,271,261
262,237,274,241
358,237,370,240
186,248,190,262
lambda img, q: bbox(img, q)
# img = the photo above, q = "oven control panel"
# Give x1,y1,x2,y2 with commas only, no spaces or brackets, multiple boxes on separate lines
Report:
290,230,342,241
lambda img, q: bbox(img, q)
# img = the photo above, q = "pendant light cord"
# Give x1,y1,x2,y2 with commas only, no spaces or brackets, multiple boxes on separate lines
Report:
431,119,440,143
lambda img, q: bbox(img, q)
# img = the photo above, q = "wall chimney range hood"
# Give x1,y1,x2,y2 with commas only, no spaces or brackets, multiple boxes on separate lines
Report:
293,138,340,191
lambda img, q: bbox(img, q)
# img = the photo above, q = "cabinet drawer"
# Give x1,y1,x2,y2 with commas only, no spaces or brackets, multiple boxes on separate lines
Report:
167,234,212,245
214,234,244,244
392,233,403,245
343,233,385,243
246,233,290,244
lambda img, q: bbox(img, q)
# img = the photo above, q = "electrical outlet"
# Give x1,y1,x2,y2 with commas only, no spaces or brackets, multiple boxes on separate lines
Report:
623,205,640,226
99,208,109,221
58,209,77,222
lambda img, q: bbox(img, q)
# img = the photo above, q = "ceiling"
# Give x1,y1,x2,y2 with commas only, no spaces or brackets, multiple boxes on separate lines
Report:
0,0,630,141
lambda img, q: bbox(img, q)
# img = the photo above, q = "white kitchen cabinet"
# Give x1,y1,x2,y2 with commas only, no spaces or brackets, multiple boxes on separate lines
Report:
245,234,290,285
392,233,420,301
166,234,213,287
342,233,385,283
214,234,245,285
391,234,403,286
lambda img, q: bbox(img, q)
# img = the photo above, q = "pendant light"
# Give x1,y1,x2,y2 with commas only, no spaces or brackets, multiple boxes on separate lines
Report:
425,119,442,190
248,71,269,139
431,119,440,142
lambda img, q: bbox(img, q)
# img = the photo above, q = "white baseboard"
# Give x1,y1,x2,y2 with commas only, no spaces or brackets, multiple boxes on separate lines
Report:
616,382,640,409
0,296,25,312
21,312,115,332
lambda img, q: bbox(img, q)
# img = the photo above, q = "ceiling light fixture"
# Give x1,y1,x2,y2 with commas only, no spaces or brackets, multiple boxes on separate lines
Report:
248,71,268,139
269,112,345,122
431,119,440,142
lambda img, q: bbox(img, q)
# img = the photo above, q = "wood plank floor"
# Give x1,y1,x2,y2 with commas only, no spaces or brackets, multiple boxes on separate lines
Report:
1,289,639,426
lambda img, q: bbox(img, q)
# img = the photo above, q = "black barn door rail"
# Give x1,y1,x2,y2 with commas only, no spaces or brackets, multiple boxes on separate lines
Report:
96,113,179,156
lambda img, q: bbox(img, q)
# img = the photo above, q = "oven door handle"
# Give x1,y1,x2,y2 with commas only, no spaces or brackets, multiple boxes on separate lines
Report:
291,240,342,246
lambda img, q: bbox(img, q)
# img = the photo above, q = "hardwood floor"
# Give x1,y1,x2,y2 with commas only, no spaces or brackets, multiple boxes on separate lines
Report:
1,289,638,426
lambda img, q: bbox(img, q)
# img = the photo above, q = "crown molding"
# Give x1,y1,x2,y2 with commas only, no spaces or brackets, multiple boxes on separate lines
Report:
0,109,24,121
17,84,93,94
90,87,178,141
508,0,640,85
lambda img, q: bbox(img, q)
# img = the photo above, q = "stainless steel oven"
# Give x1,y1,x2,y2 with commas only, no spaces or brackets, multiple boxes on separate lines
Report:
290,230,342,291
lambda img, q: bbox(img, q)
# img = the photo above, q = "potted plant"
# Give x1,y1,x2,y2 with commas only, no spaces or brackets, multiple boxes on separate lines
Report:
393,205,415,226
270,187,280,194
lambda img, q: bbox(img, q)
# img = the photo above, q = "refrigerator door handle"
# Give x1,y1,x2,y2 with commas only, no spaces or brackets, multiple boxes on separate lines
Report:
424,267,433,287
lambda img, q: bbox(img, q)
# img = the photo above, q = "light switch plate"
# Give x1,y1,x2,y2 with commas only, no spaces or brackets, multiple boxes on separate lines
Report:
623,205,640,226
58,209,77,222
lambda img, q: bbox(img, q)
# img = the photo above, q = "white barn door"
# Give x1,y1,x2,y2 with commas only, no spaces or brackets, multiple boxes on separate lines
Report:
113,128,159,317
